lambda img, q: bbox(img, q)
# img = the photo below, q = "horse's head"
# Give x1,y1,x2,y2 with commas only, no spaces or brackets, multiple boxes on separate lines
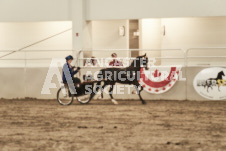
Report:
141,53,149,70
216,71,225,80
132,53,149,70
220,71,225,76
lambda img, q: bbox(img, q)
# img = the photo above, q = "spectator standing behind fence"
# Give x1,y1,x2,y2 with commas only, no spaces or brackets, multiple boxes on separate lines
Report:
84,56,99,82
85,56,100,67
109,53,123,67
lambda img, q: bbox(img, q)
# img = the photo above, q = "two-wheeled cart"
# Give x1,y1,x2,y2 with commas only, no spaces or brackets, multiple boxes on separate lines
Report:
57,81,98,105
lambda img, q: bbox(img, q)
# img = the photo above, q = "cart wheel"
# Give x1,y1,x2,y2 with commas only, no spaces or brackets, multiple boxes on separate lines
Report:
57,86,74,105
76,94,91,104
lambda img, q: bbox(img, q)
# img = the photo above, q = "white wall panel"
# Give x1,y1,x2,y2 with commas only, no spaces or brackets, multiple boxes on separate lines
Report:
86,0,226,20
161,17,226,66
2,0,226,22
0,22,72,67
0,0,70,21
139,17,226,65
161,17,226,49
0,22,72,50
91,20,129,58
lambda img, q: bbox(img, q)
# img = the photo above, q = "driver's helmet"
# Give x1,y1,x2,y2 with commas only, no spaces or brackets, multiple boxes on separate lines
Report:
65,55,74,60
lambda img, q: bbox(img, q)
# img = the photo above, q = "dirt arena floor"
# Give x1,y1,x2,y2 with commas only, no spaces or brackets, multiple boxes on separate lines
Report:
0,99,226,151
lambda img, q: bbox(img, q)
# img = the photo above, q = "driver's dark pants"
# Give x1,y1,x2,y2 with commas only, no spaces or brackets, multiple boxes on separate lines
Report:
73,77,81,84
63,77,81,96
63,77,81,84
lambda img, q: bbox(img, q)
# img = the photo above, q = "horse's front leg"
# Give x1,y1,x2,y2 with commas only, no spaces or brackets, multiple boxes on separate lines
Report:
218,84,221,91
218,80,222,91
135,84,146,104
98,83,107,99
109,84,118,105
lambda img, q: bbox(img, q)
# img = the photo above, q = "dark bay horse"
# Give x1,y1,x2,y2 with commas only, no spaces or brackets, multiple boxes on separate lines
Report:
205,71,225,92
89,54,149,104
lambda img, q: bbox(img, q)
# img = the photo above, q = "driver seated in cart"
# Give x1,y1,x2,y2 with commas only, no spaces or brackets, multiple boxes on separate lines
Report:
62,55,81,84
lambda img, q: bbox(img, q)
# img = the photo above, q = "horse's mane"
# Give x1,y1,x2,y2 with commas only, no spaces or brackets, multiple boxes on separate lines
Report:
129,59,136,67
129,56,143,68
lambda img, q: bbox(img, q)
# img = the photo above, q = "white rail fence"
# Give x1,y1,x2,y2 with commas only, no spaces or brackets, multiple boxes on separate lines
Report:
186,47,226,67
77,49,185,67
0,50,73,67
0,48,225,100
0,48,226,67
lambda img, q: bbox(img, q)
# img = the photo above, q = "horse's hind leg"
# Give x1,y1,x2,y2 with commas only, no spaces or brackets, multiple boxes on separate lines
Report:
89,82,102,101
135,85,146,104
109,84,118,105
89,91,95,101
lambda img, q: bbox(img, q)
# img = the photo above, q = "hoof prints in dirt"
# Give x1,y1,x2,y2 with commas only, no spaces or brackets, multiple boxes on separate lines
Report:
77,126,117,129
78,126,88,129
166,140,190,146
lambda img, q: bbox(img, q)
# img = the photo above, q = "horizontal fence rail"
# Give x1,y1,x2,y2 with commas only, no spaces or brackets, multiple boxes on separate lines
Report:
0,47,226,67
0,50,73,67
77,49,185,67
186,47,226,67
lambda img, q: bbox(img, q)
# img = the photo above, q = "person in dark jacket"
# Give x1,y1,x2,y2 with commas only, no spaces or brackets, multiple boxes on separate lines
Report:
62,55,81,84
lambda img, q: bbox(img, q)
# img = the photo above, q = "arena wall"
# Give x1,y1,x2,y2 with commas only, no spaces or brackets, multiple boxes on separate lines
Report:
0,22,72,50
139,17,226,66
86,0,226,20
1,0,226,22
0,0,71,22
2,66,224,101
91,20,129,57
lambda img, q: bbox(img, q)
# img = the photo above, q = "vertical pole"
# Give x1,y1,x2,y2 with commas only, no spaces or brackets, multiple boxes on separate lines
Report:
184,48,188,101
70,0,86,66
24,51,27,98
